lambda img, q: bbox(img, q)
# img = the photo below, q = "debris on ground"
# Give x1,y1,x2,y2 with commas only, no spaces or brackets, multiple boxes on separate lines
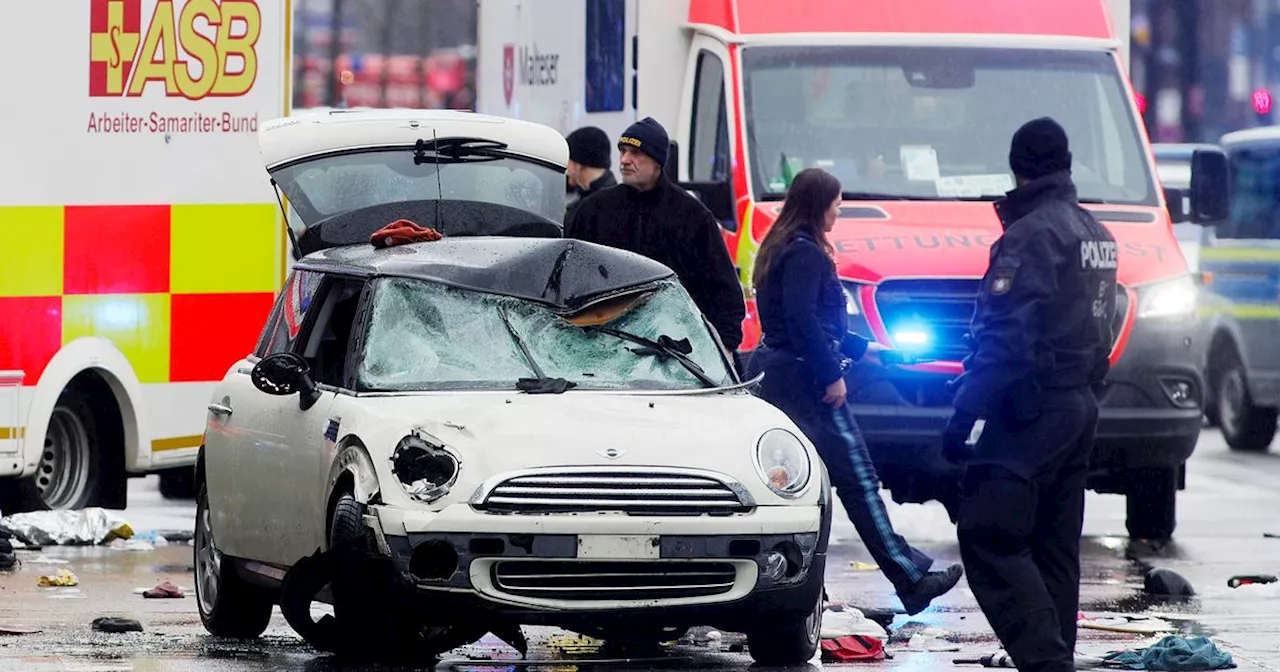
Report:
141,580,185,598
26,555,69,565
0,538,16,571
0,625,41,636
851,561,880,571
1146,568,1196,597
91,617,143,633
821,605,888,640
0,508,133,546
1079,615,1177,635
1100,635,1236,670
37,568,79,587
907,631,961,652
821,635,888,662
1226,574,1276,588
888,622,953,645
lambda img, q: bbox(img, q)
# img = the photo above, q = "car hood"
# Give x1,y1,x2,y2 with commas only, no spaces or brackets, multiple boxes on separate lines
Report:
752,201,1188,286
341,391,816,508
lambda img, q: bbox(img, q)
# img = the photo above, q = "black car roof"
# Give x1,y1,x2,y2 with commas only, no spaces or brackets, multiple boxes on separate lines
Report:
294,237,677,312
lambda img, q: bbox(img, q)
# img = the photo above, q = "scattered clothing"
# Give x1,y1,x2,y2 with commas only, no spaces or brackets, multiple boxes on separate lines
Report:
0,508,134,546
1101,636,1235,671
370,219,443,248
37,568,79,587
820,606,888,640
820,635,887,662
92,617,143,634
142,580,185,599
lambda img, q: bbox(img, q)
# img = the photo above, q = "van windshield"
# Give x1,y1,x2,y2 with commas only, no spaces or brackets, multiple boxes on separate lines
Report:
741,46,1156,206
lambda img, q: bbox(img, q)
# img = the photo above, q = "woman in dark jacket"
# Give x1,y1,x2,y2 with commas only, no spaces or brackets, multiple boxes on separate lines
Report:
745,167,963,615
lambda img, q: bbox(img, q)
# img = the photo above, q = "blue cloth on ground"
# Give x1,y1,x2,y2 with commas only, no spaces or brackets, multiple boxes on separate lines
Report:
1101,635,1235,670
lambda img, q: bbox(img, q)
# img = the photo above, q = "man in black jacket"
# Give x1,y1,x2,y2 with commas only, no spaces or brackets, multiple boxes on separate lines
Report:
564,117,745,353
943,118,1118,672
563,126,617,225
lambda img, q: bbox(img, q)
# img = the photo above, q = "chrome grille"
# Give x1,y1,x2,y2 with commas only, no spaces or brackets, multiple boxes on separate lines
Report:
472,469,754,515
492,560,737,601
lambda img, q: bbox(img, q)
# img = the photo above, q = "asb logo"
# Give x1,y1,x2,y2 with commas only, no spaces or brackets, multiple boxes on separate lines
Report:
502,44,515,107
89,0,261,100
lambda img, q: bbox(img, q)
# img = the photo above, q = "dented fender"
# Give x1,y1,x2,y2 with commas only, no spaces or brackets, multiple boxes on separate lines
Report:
326,439,381,506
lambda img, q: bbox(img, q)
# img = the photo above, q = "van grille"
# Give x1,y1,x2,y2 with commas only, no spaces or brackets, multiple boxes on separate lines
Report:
492,560,738,601
472,469,754,515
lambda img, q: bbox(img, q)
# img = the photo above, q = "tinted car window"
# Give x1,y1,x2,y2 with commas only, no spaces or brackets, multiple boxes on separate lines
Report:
258,269,326,356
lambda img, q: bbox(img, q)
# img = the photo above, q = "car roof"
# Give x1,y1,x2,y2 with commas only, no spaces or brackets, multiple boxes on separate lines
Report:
258,108,569,170
295,236,677,312
1220,125,1280,150
1151,142,1218,160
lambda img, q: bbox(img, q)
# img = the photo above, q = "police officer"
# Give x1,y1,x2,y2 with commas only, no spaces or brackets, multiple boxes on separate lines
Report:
943,117,1118,672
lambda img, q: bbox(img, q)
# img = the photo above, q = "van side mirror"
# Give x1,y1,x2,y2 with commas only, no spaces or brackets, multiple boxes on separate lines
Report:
1164,187,1190,224
667,140,736,225
1189,148,1230,224
251,352,322,411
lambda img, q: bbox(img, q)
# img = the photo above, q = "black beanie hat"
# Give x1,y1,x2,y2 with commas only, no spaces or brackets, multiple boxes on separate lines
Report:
566,126,611,169
1009,117,1072,180
619,117,670,169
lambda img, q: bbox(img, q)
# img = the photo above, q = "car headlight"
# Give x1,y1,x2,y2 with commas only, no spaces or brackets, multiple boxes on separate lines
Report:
754,429,812,498
1138,276,1197,319
390,434,460,502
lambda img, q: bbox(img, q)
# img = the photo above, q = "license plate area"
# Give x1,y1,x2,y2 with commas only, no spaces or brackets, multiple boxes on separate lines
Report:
576,534,659,559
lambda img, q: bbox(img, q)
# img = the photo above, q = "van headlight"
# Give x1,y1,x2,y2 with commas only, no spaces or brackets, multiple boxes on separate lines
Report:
390,434,460,502
1138,276,1197,319
754,429,812,498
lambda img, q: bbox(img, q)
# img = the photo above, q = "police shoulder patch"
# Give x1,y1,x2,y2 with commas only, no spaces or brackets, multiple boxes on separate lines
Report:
990,266,1016,295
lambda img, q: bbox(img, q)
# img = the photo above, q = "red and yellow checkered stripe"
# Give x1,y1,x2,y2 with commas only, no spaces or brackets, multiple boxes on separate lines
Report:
0,204,280,385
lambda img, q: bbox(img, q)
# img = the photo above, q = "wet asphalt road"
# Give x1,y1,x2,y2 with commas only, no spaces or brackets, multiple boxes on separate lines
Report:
2,428,1279,671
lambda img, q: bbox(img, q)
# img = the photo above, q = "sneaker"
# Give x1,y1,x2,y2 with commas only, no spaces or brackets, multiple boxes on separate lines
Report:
900,563,964,615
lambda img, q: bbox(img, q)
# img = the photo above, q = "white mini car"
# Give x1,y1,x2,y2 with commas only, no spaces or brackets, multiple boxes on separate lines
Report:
194,109,831,665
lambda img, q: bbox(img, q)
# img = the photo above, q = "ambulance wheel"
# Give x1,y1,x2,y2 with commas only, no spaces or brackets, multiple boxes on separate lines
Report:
747,593,821,665
1216,353,1277,453
195,474,274,638
0,388,101,513
1124,467,1178,542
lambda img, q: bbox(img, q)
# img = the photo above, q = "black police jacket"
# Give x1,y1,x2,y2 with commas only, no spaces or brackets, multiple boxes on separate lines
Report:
755,232,870,388
564,171,617,226
952,171,1118,419
564,175,746,350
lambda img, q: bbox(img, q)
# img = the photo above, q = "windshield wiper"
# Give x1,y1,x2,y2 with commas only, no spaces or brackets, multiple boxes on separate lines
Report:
499,308,577,394
414,137,508,165
586,325,719,389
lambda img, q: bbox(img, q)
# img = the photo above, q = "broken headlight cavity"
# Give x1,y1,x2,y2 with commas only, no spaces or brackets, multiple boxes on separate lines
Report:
390,434,460,502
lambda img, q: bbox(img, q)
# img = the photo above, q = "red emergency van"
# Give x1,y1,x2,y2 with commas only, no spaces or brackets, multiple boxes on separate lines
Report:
477,0,1231,540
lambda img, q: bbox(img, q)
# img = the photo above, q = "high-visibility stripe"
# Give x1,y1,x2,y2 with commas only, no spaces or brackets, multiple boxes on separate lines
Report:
0,207,64,297
1200,304,1280,319
62,293,171,384
0,428,25,440
170,292,276,382
1199,246,1280,262
152,435,203,452
0,296,62,383
171,204,278,294
64,205,171,295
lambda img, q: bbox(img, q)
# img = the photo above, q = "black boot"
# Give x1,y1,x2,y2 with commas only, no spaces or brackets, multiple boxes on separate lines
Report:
900,563,964,615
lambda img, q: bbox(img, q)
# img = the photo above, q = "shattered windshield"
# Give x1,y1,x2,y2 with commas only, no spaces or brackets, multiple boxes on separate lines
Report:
742,46,1155,205
357,278,735,391
269,148,565,227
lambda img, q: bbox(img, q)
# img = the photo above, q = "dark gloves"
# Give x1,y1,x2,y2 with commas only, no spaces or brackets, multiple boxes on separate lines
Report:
942,410,979,463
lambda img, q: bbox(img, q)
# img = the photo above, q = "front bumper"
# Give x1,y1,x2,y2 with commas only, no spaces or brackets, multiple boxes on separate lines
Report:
849,313,1204,474
367,505,824,631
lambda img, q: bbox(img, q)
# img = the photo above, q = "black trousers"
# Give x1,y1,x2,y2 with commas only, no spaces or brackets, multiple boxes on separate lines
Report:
957,387,1098,672
747,349,933,597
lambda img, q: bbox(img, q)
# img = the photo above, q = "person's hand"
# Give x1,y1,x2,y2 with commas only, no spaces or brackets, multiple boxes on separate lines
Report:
942,410,979,463
823,377,847,409
862,342,885,367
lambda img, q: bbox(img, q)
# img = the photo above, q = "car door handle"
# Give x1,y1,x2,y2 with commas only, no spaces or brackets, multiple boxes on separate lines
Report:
207,403,233,416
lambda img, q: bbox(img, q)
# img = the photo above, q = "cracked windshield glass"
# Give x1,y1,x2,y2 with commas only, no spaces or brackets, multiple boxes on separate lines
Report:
743,46,1156,204
358,277,734,391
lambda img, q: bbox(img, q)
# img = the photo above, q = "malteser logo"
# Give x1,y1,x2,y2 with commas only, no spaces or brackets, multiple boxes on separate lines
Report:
89,0,261,99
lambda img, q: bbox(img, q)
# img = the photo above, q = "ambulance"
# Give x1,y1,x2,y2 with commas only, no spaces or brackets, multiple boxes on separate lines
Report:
476,0,1231,540
0,1,292,512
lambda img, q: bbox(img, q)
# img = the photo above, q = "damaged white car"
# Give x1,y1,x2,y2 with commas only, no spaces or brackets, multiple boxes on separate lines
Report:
194,109,832,665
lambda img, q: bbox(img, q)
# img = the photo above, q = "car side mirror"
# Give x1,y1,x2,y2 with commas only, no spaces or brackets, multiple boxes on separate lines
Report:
1189,148,1230,224
1164,186,1190,224
251,352,322,411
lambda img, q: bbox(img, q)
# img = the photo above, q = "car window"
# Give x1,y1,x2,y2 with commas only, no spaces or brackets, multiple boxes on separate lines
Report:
357,277,734,391
298,276,368,389
1220,146,1280,240
257,269,325,357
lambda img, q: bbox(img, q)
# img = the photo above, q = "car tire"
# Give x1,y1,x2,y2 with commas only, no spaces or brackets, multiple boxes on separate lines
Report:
159,467,197,500
194,475,274,638
1124,466,1178,542
746,593,822,666
1217,353,1278,453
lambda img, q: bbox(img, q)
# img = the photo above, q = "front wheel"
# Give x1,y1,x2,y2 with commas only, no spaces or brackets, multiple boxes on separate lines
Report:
195,475,274,638
746,594,822,666
1217,355,1278,453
